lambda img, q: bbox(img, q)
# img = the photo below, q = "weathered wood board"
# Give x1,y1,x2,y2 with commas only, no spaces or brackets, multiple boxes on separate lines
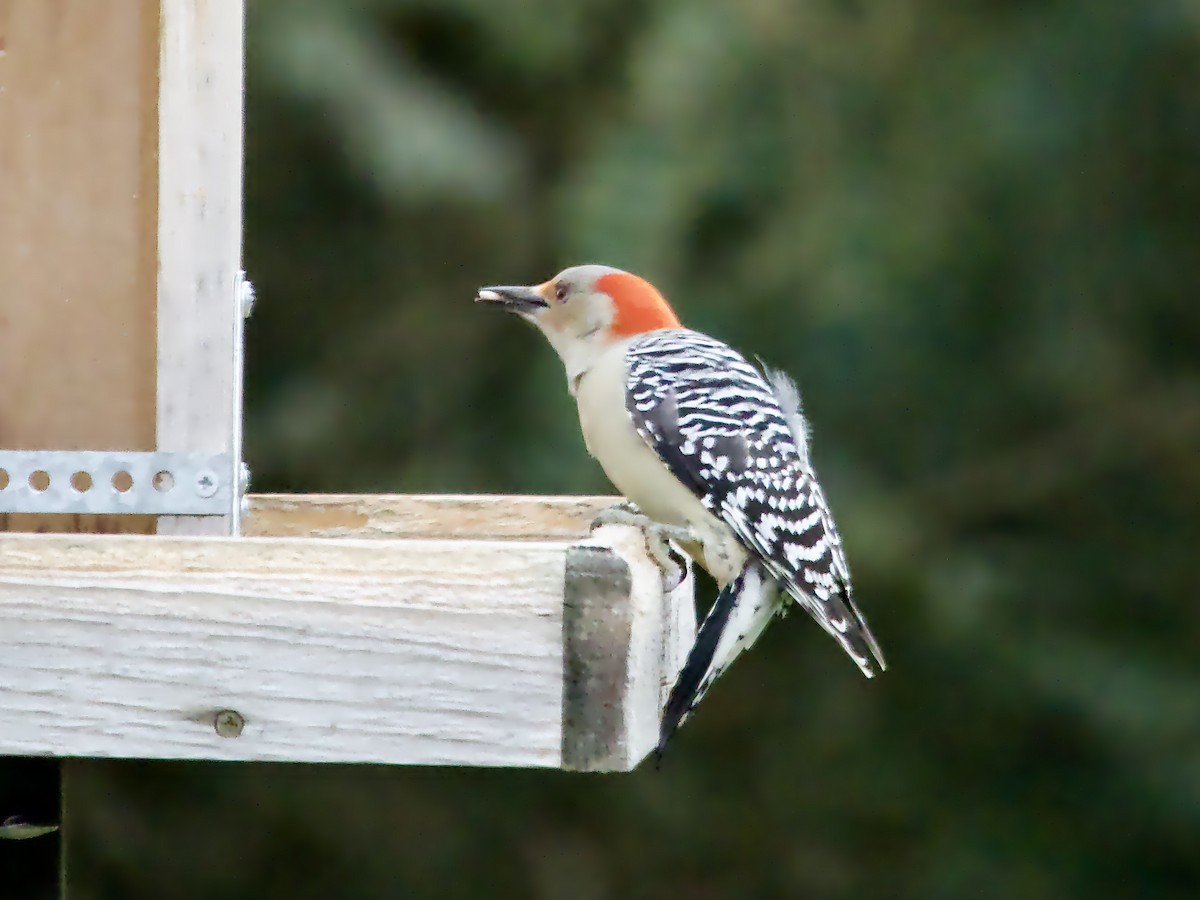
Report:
243,493,620,541
0,513,695,771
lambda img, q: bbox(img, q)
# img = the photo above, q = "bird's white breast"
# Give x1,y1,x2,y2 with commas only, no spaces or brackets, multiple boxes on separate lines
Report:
574,339,747,585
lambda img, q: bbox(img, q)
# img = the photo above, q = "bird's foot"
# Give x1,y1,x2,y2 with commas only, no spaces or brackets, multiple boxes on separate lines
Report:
588,499,644,529
590,501,692,592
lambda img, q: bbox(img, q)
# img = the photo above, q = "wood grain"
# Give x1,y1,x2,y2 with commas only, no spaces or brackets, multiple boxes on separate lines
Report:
0,0,159,534
244,493,621,541
562,525,695,771
0,525,696,770
0,532,567,767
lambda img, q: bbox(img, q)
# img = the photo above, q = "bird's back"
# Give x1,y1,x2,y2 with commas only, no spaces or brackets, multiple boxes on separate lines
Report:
623,328,885,676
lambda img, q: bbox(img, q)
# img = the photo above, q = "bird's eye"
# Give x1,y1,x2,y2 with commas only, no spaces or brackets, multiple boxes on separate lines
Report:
555,283,569,302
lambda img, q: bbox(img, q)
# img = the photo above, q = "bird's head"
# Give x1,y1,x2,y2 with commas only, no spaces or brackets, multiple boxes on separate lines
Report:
476,264,681,383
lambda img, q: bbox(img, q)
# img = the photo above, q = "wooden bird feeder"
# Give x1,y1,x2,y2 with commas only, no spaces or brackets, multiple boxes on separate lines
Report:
0,3,694,893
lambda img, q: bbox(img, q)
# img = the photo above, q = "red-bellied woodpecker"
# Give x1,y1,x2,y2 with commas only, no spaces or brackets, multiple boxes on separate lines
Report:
476,264,885,755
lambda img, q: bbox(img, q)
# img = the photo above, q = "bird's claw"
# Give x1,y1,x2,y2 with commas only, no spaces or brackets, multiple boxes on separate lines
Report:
643,531,690,592
588,500,645,531
590,501,691,592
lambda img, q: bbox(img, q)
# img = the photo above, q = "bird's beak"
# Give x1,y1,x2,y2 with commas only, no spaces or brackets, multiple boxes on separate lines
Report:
475,284,549,315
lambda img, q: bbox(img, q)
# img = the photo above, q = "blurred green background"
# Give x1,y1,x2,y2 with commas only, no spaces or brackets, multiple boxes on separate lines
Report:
71,0,1200,897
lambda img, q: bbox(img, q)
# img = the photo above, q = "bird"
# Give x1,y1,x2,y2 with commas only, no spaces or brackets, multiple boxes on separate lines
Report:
476,264,885,756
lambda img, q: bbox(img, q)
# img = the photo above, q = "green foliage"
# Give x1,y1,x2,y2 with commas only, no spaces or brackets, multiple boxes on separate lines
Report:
79,1,1200,897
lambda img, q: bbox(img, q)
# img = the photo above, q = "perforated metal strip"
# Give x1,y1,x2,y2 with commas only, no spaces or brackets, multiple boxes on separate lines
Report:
0,451,233,515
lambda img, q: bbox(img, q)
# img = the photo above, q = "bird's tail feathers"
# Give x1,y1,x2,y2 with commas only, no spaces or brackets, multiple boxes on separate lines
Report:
657,568,743,759
657,563,777,759
803,578,886,679
845,590,886,674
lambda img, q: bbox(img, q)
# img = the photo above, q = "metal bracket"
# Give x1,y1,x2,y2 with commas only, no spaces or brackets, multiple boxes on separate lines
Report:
231,270,254,532
0,451,234,515
0,272,255,520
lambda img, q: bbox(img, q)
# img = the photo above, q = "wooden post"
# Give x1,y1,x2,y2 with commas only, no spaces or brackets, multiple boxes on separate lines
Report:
0,757,61,899
155,0,246,537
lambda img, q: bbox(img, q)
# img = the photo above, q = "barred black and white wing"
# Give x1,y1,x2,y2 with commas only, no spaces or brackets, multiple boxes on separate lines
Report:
624,329,885,677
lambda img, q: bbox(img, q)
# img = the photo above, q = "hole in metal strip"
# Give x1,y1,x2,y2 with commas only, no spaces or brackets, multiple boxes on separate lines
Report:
111,471,133,493
0,469,8,490
70,471,93,493
29,470,50,492
152,470,175,493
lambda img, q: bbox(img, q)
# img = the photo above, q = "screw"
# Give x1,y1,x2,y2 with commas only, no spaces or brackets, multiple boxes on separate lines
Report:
195,470,218,498
238,271,256,319
213,709,245,738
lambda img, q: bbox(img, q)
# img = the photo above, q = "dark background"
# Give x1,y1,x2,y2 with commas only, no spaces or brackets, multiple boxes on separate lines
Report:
65,1,1200,897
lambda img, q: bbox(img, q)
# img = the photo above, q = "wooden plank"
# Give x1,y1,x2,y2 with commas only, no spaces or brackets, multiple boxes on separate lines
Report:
155,0,246,537
562,526,694,771
0,0,160,536
245,494,698,768
0,527,694,771
0,533,563,767
243,493,620,541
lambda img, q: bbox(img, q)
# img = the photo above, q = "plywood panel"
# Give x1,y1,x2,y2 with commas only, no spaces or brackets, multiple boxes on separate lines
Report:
0,0,160,534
